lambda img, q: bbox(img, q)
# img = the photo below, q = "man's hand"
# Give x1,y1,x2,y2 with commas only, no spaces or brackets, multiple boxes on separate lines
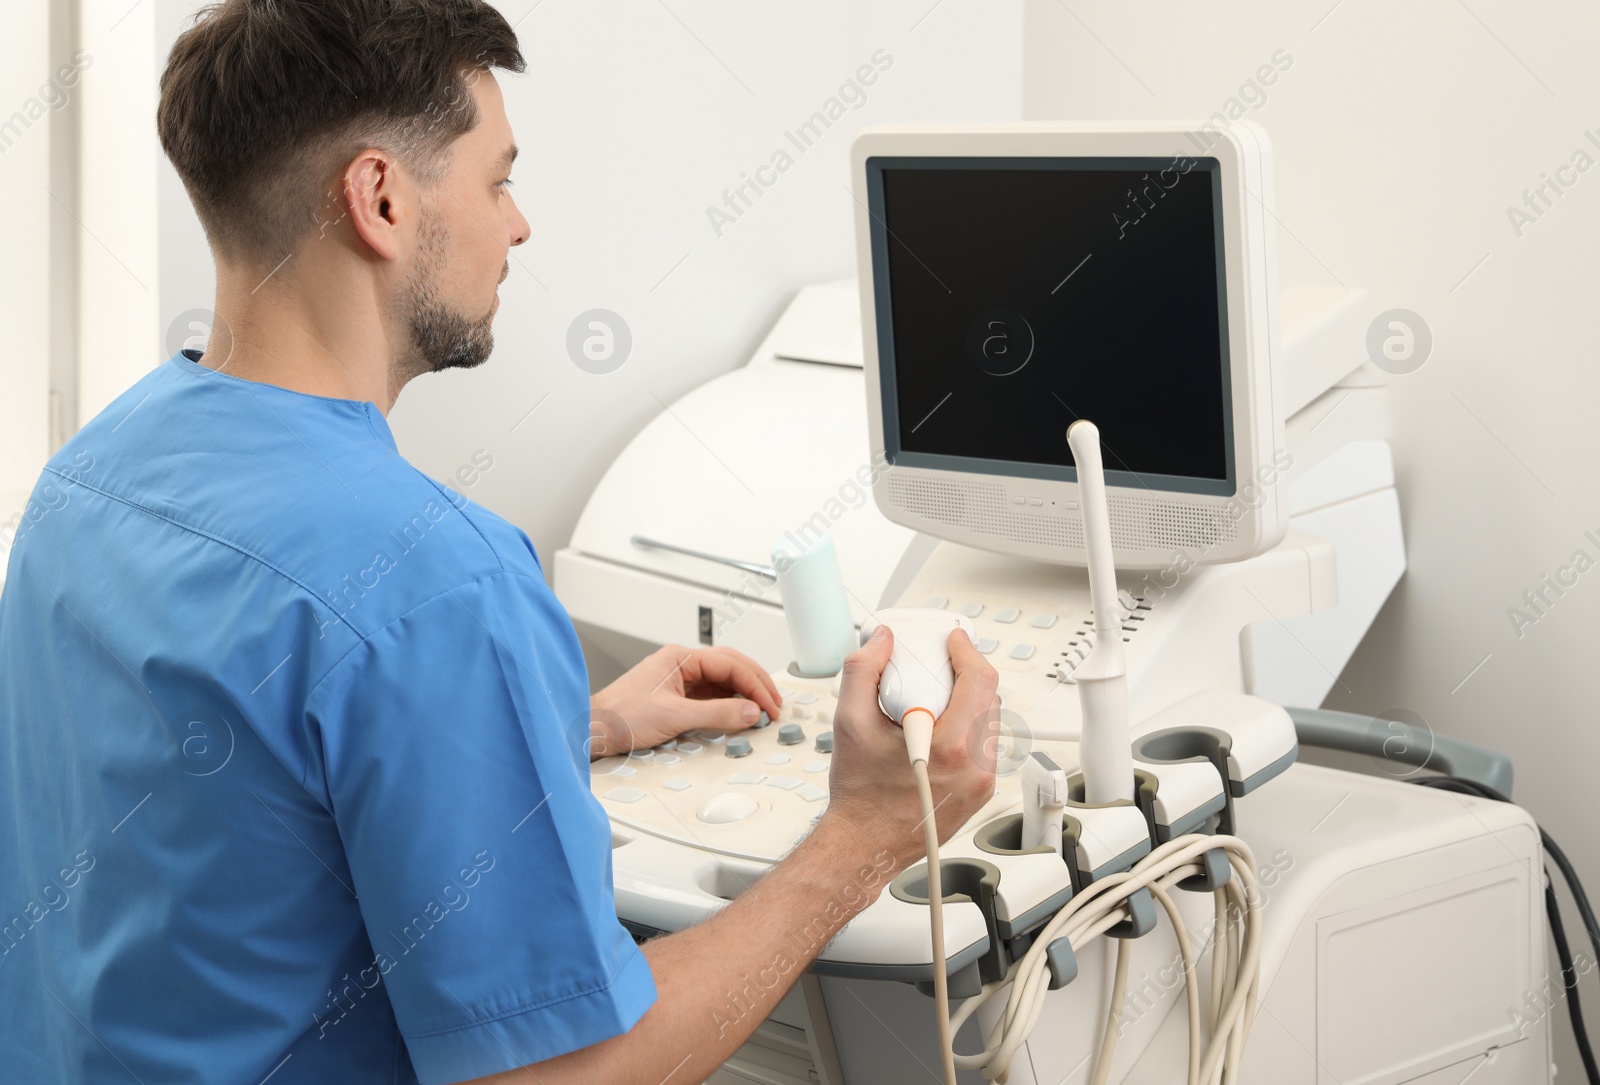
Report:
588,644,783,758
819,624,1000,872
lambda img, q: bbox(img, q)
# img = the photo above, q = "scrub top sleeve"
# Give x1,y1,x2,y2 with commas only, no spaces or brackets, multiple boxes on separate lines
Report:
304,572,657,1084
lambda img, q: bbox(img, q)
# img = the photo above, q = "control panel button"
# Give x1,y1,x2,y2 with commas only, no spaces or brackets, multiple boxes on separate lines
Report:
627,750,654,762
1118,589,1138,612
922,595,949,609
814,731,834,753
958,602,984,618
766,753,791,766
606,787,646,804
728,772,766,785
1009,643,1036,661
752,711,772,729
804,759,829,774
790,708,812,722
725,737,753,758
767,775,803,791
794,692,819,705
658,739,678,750
797,785,828,803
654,754,681,767
697,792,760,824
663,778,692,792
994,607,1020,624
814,710,831,725
975,637,999,655
778,724,805,745
606,765,638,778
1030,612,1058,629
676,742,703,756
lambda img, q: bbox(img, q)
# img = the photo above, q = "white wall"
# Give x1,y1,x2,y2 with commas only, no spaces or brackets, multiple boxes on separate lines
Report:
1024,0,1600,1069
152,0,1024,568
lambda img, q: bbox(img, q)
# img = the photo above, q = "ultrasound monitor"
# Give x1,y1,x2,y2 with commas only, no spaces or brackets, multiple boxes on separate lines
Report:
851,123,1286,568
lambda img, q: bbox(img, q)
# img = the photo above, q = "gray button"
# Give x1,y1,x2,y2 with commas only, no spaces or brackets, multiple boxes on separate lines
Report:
1009,643,1036,660
959,602,984,618
655,754,681,766
1031,612,1058,629
923,595,948,609
778,723,805,745
658,739,678,750
606,787,646,804
995,607,1020,623
726,737,753,758
752,711,772,729
627,750,654,761
676,742,703,756
975,637,999,654
702,733,727,745
815,731,834,753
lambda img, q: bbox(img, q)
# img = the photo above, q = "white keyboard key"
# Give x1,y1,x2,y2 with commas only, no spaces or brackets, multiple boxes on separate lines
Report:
676,742,703,756
1030,612,1058,629
797,785,828,803
795,692,819,704
804,759,829,774
1009,643,1036,661
663,777,692,792
766,753,791,765
655,754,681,767
766,775,803,791
606,787,646,804
994,607,1020,624
728,772,766,785
959,602,984,618
975,637,999,654
923,595,949,609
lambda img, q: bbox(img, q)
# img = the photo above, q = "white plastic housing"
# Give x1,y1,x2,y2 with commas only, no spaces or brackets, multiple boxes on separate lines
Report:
851,121,1287,569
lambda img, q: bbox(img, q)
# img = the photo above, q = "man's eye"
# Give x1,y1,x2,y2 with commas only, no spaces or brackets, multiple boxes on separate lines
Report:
496,178,514,192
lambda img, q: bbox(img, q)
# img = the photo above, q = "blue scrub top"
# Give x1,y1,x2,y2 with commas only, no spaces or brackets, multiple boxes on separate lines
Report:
0,353,656,1083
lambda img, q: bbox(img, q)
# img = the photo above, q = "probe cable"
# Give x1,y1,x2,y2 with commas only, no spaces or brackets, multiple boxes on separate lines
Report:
911,756,1264,1085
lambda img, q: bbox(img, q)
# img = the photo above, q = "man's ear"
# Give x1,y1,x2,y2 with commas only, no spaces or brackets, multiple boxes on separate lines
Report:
342,150,407,261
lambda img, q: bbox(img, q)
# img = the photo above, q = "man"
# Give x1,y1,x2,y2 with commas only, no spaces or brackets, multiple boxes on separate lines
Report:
0,2,998,1082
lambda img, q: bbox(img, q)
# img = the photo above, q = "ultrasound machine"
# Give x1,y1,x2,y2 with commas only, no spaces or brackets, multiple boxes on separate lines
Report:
554,123,1551,1084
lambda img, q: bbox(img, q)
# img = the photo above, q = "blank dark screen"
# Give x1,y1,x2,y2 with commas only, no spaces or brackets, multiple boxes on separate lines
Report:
874,159,1230,483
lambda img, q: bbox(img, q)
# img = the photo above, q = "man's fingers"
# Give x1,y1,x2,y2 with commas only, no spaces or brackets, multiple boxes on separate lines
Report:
680,649,781,719
704,646,781,706
835,626,895,735
936,628,999,744
672,695,762,735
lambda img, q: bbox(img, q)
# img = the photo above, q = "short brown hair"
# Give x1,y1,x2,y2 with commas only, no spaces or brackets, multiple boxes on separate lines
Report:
158,0,524,264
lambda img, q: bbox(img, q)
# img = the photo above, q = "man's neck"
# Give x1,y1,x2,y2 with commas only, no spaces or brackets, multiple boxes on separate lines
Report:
202,260,411,414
